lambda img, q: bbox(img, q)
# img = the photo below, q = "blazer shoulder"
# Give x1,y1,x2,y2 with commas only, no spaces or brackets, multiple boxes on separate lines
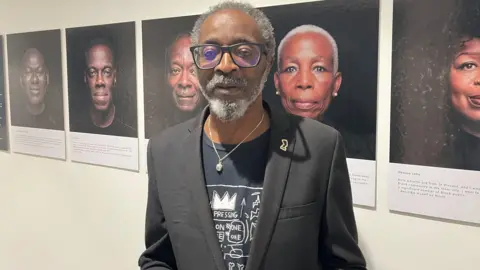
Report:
148,117,196,153
296,116,340,142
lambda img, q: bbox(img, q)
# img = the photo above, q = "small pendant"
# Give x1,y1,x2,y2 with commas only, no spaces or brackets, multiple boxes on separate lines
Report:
216,162,223,172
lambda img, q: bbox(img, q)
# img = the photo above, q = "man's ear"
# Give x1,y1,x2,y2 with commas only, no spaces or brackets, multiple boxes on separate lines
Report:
83,71,87,85
333,72,342,96
46,70,50,87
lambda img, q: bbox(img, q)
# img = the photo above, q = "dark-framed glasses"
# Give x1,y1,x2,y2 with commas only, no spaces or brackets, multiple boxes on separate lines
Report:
190,42,267,70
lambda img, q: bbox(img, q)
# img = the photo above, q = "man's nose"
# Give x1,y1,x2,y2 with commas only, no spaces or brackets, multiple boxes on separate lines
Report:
95,74,105,85
178,71,192,88
31,72,39,84
214,52,238,74
296,70,313,90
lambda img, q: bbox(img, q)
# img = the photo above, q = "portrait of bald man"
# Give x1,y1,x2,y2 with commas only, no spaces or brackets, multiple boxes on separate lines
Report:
7,30,64,131
143,16,207,139
67,23,138,138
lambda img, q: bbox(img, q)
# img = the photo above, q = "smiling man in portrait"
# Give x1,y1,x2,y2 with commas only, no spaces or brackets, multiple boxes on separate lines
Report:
166,33,203,112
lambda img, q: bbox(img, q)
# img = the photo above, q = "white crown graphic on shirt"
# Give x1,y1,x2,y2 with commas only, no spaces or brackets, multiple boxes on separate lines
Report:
211,191,237,211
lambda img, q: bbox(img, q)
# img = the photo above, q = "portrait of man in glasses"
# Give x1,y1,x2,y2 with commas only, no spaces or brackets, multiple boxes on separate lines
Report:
139,1,366,269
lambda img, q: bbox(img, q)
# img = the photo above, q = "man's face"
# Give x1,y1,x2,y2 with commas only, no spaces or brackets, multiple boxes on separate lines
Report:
84,44,116,112
450,37,480,122
168,36,201,112
195,9,270,121
21,49,49,105
274,32,341,119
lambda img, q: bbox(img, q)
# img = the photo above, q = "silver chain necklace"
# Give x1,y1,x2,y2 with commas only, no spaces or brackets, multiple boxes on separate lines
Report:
207,112,265,172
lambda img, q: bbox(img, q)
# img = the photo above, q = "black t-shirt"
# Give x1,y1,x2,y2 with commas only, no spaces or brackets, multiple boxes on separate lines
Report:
202,128,270,270
11,102,64,131
70,109,137,138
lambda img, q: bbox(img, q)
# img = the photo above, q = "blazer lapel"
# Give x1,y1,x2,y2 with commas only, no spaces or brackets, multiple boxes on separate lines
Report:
184,106,227,270
246,103,296,270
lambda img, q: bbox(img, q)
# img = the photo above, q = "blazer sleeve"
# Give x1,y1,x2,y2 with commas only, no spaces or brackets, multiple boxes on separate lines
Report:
138,139,177,270
318,131,367,270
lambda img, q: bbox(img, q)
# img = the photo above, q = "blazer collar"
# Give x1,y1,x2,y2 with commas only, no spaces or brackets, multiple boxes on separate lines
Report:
184,99,296,270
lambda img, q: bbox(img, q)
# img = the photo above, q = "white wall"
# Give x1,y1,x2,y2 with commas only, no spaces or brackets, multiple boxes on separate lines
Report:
0,0,478,269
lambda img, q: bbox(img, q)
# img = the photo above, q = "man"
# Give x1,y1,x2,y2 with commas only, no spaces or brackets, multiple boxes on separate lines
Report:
84,38,117,129
139,1,366,270
74,38,136,137
11,48,61,130
21,48,50,117
167,33,202,112
274,25,342,120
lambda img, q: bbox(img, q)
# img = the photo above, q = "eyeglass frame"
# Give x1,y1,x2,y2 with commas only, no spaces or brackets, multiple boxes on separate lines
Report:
189,42,268,70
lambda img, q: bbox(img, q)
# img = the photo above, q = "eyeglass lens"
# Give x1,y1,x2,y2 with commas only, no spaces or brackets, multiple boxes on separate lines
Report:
194,44,261,69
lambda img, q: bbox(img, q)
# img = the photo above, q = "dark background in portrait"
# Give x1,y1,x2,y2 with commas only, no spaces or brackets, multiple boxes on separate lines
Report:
390,0,480,170
7,30,64,131
66,22,137,138
261,0,379,160
0,37,8,151
143,15,208,139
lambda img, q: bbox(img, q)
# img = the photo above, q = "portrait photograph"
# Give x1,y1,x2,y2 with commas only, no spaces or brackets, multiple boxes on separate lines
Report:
257,0,379,207
0,36,8,151
389,0,480,225
66,22,138,139
7,30,64,131
391,0,480,172
261,0,379,161
143,15,208,139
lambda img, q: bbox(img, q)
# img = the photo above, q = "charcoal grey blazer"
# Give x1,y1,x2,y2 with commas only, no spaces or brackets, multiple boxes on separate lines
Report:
139,100,367,270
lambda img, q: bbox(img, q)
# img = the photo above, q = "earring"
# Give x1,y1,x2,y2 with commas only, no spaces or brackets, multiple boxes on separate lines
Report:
276,91,280,95
333,93,338,97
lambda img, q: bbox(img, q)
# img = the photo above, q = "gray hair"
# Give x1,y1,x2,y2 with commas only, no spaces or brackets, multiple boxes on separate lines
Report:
277,24,339,74
190,0,276,62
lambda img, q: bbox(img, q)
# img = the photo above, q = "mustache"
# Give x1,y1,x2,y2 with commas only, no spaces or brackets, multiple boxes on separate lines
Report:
206,74,248,91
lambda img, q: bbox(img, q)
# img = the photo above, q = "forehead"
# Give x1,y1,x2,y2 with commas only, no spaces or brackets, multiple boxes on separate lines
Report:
199,9,264,44
458,37,480,54
171,36,191,55
281,32,333,57
86,44,113,64
23,50,45,66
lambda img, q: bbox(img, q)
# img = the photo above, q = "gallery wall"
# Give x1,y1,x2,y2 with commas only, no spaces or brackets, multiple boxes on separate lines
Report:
0,0,478,270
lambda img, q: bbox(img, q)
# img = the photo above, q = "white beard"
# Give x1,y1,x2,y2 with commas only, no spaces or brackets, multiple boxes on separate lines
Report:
201,71,269,122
